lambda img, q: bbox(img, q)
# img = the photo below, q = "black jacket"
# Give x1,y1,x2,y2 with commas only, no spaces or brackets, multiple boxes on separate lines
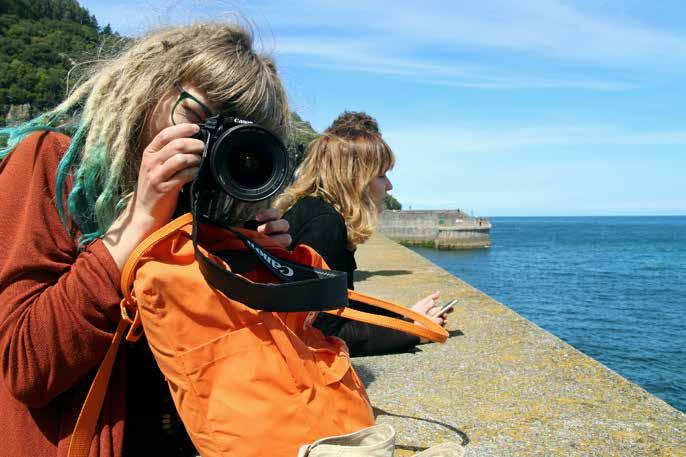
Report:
284,196,420,356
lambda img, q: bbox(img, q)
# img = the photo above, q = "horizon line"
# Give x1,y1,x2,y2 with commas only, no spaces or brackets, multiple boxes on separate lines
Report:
477,214,684,218
390,211,686,218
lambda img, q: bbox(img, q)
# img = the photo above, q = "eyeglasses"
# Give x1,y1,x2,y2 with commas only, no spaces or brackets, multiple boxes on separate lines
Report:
170,83,214,125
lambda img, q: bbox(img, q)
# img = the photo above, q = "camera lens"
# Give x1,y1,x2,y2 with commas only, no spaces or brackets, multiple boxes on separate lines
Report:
209,124,289,202
227,148,273,189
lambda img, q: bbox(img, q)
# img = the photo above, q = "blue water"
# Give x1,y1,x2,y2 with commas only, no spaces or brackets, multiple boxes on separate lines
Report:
411,216,686,413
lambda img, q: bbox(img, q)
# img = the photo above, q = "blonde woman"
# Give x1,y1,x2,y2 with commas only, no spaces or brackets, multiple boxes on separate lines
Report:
278,112,448,356
0,23,291,456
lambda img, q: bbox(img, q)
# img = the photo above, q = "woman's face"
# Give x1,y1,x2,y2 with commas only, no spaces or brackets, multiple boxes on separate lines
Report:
368,171,393,211
143,84,218,146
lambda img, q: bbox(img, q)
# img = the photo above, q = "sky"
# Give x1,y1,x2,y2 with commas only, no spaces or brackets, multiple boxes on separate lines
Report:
79,0,685,216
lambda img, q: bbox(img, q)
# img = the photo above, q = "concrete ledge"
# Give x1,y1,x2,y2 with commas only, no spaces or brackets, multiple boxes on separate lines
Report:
352,234,686,456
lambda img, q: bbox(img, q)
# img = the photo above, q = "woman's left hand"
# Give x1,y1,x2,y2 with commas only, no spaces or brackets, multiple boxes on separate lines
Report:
254,208,292,248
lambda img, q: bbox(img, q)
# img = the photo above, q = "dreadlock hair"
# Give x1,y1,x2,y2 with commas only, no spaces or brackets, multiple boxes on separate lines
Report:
0,22,290,245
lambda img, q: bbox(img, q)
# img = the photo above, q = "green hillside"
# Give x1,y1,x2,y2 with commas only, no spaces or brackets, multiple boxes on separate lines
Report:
0,0,120,123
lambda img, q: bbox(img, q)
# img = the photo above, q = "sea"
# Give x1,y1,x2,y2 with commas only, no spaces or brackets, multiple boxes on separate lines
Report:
410,216,686,413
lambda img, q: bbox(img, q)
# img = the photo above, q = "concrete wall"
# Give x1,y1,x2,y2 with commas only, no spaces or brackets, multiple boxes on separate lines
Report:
379,210,491,249
352,234,686,456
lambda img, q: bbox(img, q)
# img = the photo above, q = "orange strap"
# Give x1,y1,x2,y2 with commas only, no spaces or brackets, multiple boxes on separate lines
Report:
325,290,449,343
67,318,129,457
119,213,194,342
68,215,193,457
121,213,193,306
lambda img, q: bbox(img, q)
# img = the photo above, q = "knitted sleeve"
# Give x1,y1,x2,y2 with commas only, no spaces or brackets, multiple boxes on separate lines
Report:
0,132,122,407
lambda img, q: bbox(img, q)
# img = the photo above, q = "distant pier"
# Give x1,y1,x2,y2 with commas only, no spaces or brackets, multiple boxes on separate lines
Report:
379,210,491,249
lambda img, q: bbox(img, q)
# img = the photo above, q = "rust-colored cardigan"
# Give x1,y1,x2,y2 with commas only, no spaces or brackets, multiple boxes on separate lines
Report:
0,132,125,457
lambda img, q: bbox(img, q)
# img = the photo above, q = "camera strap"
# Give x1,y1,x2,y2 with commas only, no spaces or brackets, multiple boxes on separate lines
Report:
191,187,349,312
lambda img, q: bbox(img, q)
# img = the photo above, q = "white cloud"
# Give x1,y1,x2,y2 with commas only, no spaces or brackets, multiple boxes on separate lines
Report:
376,1,686,63
82,0,686,89
260,0,686,64
263,0,686,89
275,36,637,90
384,125,686,154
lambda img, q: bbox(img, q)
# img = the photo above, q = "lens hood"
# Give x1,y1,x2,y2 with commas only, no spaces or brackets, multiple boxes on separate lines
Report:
207,122,289,202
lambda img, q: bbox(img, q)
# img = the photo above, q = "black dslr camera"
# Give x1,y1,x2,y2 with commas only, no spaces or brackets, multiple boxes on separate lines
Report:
180,114,290,225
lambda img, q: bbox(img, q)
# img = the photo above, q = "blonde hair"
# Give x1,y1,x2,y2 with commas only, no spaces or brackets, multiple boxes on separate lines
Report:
1,22,290,243
276,126,395,247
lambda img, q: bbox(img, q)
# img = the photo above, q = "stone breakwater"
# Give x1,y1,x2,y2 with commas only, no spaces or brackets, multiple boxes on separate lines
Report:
351,233,686,456
379,210,491,250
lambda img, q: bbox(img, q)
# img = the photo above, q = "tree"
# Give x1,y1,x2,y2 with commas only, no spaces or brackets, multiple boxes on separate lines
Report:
384,194,402,210
288,111,319,170
0,0,119,121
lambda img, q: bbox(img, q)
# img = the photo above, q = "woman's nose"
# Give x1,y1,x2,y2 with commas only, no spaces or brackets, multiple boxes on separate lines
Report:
386,178,393,191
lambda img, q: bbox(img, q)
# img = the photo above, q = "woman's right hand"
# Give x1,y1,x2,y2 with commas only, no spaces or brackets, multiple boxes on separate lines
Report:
411,291,446,325
411,291,451,343
102,123,204,270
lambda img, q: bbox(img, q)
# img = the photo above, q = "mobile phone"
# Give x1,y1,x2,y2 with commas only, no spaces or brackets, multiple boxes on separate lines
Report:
436,299,457,316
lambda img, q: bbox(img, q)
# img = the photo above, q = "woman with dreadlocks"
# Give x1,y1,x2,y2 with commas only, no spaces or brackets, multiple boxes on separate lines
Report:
0,22,291,457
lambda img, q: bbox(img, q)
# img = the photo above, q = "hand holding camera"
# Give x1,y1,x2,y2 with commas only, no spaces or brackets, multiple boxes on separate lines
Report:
105,115,292,269
103,122,204,269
